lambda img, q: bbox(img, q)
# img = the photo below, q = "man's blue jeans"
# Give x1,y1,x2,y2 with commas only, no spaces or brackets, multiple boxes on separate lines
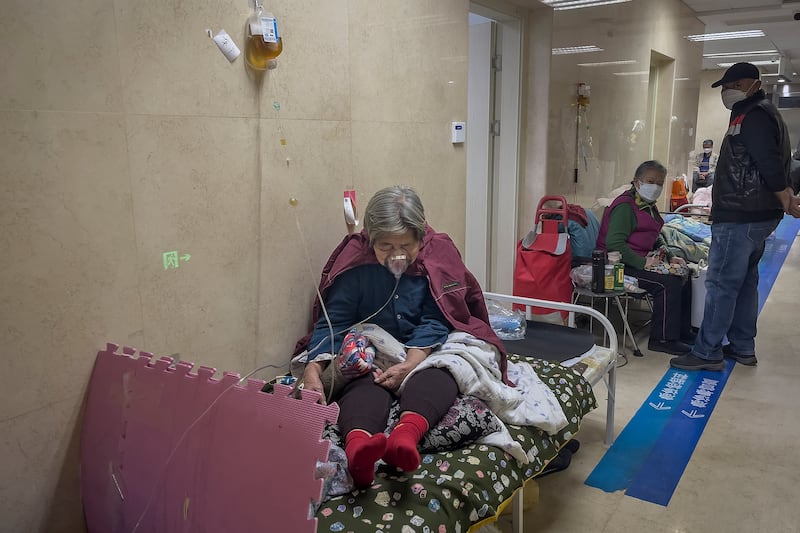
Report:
693,218,780,361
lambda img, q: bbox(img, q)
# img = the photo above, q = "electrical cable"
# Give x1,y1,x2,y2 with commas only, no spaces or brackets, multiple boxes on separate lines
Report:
288,206,400,403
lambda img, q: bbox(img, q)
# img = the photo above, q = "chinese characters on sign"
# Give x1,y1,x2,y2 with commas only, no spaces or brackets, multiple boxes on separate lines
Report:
658,372,688,401
690,377,719,409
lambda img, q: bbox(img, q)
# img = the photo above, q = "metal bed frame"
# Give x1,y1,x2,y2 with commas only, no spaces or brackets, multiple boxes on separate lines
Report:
482,292,619,533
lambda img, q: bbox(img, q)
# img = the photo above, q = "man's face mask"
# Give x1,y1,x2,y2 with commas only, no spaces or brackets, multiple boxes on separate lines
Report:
703,147,712,154
721,80,757,110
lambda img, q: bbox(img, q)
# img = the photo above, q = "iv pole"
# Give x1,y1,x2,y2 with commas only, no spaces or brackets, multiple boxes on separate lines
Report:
573,83,590,203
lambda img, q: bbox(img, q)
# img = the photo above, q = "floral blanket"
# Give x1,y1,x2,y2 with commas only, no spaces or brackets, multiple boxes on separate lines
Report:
314,356,596,533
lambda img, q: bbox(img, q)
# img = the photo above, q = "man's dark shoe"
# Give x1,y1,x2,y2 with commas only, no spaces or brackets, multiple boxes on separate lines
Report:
648,339,692,355
723,345,757,366
540,448,572,477
564,439,580,454
669,353,725,371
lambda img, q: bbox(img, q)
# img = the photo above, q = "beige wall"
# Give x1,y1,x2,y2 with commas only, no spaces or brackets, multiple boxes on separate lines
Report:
695,68,731,157
545,0,704,208
0,0,471,530
519,4,555,237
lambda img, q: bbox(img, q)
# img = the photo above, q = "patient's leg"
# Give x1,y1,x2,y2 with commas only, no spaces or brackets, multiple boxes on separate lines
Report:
385,367,458,472
338,374,393,487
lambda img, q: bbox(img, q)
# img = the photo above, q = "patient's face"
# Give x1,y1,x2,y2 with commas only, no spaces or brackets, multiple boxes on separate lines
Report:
637,169,665,187
373,230,420,265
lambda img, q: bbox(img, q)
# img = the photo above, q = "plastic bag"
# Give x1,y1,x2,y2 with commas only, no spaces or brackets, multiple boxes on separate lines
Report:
486,300,527,341
624,275,645,293
569,264,593,289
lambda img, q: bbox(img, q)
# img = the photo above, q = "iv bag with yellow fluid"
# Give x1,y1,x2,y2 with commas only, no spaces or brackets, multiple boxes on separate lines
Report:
245,10,283,70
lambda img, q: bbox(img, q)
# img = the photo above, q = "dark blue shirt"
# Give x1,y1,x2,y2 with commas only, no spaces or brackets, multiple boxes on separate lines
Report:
307,264,451,359
699,153,710,173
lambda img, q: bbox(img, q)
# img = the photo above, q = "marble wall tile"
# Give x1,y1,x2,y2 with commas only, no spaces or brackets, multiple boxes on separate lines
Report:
126,115,260,374
254,0,351,121
115,0,260,116
0,395,85,533
349,0,469,123
117,0,351,120
0,110,141,422
0,0,122,112
255,118,354,367
352,121,467,248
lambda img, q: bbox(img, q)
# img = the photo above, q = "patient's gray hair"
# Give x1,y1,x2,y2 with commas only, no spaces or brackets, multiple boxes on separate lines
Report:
363,186,427,245
634,160,667,180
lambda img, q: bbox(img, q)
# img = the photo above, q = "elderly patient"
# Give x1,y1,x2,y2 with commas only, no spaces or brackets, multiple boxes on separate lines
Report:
596,160,694,356
293,185,506,487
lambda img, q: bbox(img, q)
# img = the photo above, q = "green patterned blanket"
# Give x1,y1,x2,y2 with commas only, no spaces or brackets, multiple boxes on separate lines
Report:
315,356,597,533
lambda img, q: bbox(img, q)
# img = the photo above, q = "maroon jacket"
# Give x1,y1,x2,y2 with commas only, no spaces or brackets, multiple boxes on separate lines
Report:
294,225,510,383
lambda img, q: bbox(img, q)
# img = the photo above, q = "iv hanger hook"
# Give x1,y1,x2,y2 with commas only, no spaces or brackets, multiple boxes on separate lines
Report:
254,0,263,10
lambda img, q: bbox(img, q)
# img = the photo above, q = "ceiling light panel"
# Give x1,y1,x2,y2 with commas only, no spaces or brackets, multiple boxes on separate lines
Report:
685,30,765,42
716,60,779,67
540,0,631,10
576,60,637,67
702,50,778,59
552,45,603,55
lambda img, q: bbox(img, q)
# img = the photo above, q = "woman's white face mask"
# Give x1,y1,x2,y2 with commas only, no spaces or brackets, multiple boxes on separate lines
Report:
637,182,663,203
721,80,757,110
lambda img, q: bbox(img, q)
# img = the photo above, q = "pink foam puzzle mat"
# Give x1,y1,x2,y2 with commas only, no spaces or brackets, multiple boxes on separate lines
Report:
80,343,338,533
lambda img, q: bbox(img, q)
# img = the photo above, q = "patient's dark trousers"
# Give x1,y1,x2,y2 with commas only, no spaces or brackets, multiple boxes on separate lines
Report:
625,266,692,341
336,367,459,437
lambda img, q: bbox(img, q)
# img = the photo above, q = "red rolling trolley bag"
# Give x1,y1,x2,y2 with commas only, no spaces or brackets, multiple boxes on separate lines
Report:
512,195,573,319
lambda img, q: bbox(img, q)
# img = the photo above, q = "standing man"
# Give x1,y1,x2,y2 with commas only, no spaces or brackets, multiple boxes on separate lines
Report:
692,139,718,191
670,62,800,371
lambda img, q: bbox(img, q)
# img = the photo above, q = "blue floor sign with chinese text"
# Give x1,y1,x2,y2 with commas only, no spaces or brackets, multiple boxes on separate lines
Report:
585,362,733,505
586,214,799,505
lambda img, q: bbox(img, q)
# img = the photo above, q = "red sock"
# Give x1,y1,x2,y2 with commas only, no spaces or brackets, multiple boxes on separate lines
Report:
384,412,428,472
344,430,387,488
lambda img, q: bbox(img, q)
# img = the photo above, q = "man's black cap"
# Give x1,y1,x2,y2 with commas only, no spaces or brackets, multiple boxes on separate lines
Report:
711,62,760,88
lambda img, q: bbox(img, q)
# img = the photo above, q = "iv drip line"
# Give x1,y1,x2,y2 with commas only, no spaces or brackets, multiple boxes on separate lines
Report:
286,203,400,403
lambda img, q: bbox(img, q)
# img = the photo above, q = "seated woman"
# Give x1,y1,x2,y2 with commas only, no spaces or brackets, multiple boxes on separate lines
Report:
596,160,694,356
294,185,509,488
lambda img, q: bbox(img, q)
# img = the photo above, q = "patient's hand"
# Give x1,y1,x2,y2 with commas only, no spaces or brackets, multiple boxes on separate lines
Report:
669,257,686,266
374,361,415,391
302,362,327,405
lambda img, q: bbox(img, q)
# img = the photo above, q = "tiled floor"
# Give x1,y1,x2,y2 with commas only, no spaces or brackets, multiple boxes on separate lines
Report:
495,233,800,532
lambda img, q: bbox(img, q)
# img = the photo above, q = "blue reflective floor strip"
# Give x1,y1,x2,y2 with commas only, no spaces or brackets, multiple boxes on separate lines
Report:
585,215,798,505
584,370,696,492
625,361,734,505
758,215,800,312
